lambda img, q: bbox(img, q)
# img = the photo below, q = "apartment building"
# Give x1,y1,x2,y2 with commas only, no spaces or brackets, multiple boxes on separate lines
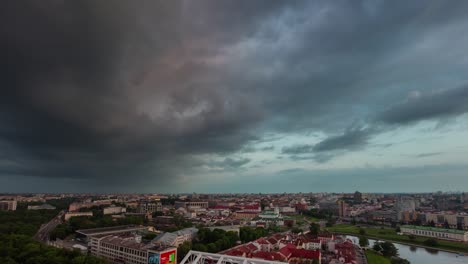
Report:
90,233,177,264
0,200,17,211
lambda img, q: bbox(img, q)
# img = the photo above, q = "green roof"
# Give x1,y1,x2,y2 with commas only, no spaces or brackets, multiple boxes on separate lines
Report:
402,225,467,235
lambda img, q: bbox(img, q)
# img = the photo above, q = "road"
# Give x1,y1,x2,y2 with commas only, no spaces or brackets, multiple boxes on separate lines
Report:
34,210,65,243
354,245,368,264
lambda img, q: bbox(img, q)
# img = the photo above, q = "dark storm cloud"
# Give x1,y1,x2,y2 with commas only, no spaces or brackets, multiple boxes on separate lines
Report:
207,157,251,171
247,0,468,133
377,85,468,125
2,0,468,191
0,1,273,185
312,128,373,152
282,128,373,161
282,145,314,155
413,152,443,158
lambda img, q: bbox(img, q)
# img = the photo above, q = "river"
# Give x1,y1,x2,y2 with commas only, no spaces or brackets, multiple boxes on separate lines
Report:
346,236,468,264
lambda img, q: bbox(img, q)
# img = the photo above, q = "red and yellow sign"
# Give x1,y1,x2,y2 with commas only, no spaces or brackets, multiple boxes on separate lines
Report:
160,249,176,264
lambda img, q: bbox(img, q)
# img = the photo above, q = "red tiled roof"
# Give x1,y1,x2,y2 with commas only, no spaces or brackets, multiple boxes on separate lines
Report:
256,238,270,245
246,243,258,251
213,205,230,209
252,251,286,261
244,204,260,210
237,246,251,254
236,211,258,215
267,237,278,244
279,246,292,258
335,241,356,263
273,233,285,240
290,248,320,260
225,249,245,257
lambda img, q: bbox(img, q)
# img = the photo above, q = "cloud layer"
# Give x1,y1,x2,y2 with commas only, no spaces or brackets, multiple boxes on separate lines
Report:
2,1,468,192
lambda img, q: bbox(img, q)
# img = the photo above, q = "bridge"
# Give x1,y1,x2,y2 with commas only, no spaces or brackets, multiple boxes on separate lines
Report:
180,251,287,264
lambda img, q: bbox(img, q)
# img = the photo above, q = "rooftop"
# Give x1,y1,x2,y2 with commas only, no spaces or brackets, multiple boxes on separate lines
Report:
402,225,467,235
76,225,147,236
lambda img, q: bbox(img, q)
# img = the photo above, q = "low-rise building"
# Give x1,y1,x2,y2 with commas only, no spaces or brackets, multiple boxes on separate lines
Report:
233,211,259,220
27,204,56,210
90,233,177,264
64,211,93,221
104,206,127,215
175,201,209,210
153,227,198,247
401,225,468,242
0,200,17,211
69,200,114,212
138,200,162,214
76,225,149,243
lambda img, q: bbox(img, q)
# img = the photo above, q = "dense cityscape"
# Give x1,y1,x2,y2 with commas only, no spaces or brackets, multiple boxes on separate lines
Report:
1,192,467,264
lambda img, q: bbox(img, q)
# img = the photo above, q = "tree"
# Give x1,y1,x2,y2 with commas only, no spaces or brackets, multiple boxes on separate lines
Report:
443,220,450,229
309,223,320,236
291,227,302,234
391,257,411,264
358,236,369,247
428,220,435,227
152,211,164,217
240,227,267,243
177,241,192,262
408,234,416,241
373,241,398,257
359,228,366,235
423,238,438,247
143,233,157,240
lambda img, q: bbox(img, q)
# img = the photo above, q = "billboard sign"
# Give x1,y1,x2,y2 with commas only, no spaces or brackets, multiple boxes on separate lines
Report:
160,249,176,264
148,252,160,264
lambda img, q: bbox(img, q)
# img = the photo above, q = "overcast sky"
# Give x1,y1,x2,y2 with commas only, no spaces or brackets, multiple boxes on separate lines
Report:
1,1,468,193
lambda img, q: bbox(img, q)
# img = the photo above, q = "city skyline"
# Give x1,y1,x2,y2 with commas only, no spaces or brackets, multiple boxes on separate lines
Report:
1,1,468,193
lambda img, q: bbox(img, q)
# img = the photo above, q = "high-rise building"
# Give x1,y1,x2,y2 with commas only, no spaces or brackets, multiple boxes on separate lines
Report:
0,200,17,211
395,196,415,221
354,191,362,204
337,200,348,218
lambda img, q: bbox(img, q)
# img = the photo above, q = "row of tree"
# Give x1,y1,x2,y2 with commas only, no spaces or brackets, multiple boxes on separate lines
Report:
177,228,240,261
239,226,269,243
0,234,106,264
0,209,106,264
363,239,410,264
177,226,276,261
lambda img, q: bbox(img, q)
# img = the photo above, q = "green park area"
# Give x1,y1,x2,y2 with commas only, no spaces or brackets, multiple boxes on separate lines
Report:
326,224,468,253
365,250,391,264
0,207,106,264
288,214,320,224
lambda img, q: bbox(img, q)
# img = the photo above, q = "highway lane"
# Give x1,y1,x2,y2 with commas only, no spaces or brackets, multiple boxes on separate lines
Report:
34,210,65,243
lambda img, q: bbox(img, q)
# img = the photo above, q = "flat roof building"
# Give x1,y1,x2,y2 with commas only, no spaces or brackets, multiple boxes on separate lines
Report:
401,225,468,242
64,211,93,221
28,204,56,210
76,225,149,238
90,233,177,264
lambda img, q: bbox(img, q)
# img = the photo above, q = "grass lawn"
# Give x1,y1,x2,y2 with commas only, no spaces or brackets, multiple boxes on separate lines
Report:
288,214,320,223
326,224,468,253
365,250,391,264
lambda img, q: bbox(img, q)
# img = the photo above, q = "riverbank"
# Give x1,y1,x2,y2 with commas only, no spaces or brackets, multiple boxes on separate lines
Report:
326,224,468,254
365,250,390,264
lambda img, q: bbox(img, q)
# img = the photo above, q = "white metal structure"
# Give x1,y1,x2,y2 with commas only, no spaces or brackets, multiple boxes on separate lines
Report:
180,251,287,264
